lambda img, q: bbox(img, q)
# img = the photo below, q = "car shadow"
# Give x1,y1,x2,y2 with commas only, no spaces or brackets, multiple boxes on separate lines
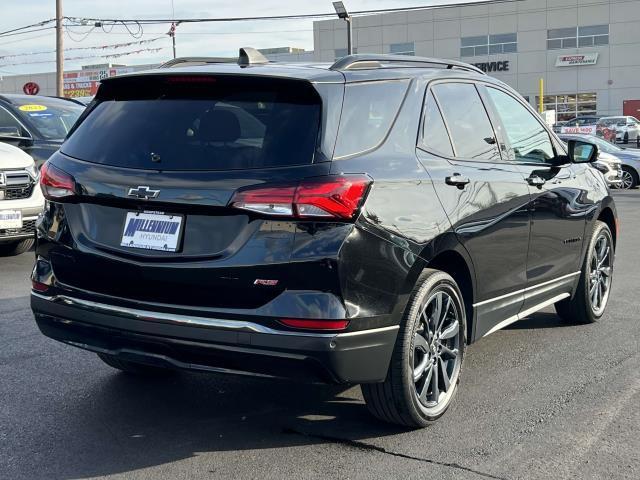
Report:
9,310,572,479
15,367,407,479
504,311,573,330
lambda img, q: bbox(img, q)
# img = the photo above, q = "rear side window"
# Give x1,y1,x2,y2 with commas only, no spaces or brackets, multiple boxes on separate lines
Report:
62,76,322,170
431,83,500,161
421,92,454,157
333,79,409,159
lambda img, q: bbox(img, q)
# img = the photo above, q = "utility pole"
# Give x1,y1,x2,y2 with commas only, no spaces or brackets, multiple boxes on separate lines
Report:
56,0,63,97
168,22,177,59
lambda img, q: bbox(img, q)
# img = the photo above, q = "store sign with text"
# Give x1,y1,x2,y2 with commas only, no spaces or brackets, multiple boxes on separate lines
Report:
560,126,597,135
555,53,599,67
473,60,510,73
63,67,135,98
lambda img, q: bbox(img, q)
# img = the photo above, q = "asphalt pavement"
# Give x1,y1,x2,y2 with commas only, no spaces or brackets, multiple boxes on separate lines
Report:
1,191,639,480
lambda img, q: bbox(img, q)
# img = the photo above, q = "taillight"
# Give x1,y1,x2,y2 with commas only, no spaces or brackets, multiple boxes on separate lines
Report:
229,175,371,220
279,318,349,330
40,161,76,200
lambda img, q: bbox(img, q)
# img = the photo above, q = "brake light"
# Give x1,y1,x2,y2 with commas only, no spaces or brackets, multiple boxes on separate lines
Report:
40,161,76,199
229,175,371,220
279,318,349,330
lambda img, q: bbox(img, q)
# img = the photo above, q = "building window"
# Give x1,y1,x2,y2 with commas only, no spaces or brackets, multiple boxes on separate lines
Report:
334,47,357,60
460,34,517,57
547,25,608,50
536,93,597,122
390,42,415,56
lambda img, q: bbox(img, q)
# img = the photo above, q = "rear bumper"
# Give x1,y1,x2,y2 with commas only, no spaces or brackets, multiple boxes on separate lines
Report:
31,292,398,384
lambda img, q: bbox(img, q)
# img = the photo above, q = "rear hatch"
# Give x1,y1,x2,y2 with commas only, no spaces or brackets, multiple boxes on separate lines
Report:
45,72,347,309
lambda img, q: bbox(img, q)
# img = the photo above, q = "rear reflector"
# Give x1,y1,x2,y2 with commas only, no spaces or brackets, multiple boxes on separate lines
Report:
31,280,49,292
229,175,371,220
279,318,349,330
40,161,76,200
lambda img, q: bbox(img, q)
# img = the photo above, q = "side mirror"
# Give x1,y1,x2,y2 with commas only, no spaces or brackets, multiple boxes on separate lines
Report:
568,139,598,164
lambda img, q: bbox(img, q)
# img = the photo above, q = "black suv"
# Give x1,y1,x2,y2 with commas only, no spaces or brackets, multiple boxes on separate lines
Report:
31,50,617,427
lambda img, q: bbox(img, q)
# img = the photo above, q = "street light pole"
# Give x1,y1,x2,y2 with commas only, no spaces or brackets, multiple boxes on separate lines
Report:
346,15,352,55
56,0,63,97
333,2,353,55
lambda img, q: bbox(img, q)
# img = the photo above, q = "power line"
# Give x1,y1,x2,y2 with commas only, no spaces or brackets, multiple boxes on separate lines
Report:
0,26,56,39
0,19,55,37
63,0,525,25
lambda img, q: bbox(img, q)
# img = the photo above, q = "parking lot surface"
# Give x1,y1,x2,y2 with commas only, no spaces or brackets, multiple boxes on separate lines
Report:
1,191,639,480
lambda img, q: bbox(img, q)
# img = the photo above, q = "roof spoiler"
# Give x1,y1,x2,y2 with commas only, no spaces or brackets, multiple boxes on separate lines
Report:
238,47,269,66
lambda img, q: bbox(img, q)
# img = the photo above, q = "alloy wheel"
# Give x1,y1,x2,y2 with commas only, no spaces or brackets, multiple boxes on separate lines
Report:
620,170,635,189
412,290,462,415
589,233,613,316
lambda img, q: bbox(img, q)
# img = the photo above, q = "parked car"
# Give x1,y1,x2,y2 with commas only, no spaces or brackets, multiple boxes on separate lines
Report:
0,142,43,255
30,51,617,428
559,133,640,189
554,115,601,134
558,134,622,188
0,94,85,168
597,116,640,144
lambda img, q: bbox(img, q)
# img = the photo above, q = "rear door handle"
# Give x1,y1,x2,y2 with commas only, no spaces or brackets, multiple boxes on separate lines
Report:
445,174,470,189
526,175,546,188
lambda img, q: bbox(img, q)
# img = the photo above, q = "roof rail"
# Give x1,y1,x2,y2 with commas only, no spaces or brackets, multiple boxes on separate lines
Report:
330,54,485,75
160,56,237,68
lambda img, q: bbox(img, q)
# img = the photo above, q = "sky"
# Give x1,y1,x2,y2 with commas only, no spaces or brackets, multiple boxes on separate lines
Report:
0,0,484,75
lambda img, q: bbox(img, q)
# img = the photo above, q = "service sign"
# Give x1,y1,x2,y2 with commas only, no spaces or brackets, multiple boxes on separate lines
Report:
555,53,599,67
560,125,597,135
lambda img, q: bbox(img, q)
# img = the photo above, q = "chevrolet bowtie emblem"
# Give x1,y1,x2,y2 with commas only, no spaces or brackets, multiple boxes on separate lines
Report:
127,186,160,200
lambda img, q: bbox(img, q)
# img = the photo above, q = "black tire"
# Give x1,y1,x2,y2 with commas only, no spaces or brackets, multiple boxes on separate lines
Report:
97,353,175,376
621,166,639,190
555,221,614,324
0,238,34,256
361,269,466,427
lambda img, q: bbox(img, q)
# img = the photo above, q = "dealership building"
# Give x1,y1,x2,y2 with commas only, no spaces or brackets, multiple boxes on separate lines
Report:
310,0,640,121
2,0,640,120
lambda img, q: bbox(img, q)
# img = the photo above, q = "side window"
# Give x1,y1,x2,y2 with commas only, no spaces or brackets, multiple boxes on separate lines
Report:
333,79,410,159
486,87,555,164
421,92,454,157
431,83,500,161
0,106,22,130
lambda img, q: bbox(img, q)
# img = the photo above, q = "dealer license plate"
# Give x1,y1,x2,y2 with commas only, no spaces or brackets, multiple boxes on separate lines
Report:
120,211,183,252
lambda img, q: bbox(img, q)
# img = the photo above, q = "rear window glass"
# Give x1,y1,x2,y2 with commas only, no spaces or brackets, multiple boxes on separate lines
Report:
11,98,84,140
61,76,322,170
333,79,409,159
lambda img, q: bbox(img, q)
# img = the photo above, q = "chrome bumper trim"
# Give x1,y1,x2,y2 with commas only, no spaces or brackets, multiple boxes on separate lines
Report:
31,292,398,339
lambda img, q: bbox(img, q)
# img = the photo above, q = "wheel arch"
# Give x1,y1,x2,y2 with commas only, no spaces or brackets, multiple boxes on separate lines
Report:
426,248,476,344
398,234,477,343
597,205,617,249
